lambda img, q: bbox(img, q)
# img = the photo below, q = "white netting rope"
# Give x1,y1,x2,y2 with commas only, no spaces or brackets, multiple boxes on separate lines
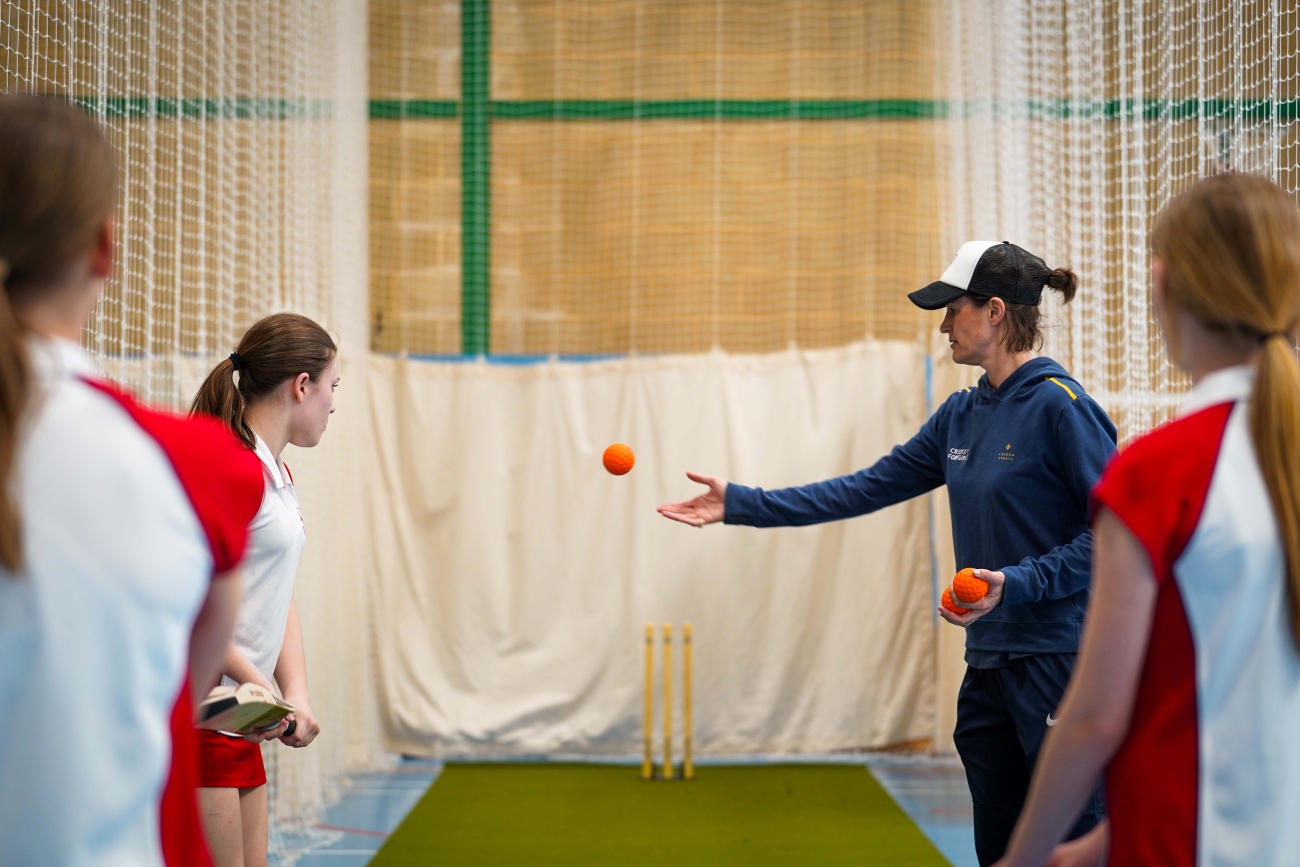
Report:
2,1,341,405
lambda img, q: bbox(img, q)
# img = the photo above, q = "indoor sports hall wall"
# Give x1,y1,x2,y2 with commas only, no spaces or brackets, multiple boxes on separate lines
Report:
369,0,944,356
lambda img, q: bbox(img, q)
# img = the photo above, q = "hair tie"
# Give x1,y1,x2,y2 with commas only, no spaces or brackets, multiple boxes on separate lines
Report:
1265,331,1293,341
229,351,246,371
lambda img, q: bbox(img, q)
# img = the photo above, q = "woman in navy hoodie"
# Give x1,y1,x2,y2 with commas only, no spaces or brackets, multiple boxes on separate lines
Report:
659,241,1118,866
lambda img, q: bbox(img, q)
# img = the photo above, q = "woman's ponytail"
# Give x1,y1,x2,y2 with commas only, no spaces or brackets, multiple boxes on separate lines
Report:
1046,268,1078,304
1251,333,1300,644
0,260,29,572
191,357,253,450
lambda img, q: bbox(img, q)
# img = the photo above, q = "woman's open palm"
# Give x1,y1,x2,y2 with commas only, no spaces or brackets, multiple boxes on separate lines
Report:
658,472,728,527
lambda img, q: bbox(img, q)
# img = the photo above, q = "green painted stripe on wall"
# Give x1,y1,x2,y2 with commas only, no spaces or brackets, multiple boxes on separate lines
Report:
461,0,491,356
370,99,459,119
492,99,944,120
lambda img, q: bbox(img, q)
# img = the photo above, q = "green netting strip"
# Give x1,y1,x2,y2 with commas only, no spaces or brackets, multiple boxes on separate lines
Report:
71,96,329,119
983,98,1300,120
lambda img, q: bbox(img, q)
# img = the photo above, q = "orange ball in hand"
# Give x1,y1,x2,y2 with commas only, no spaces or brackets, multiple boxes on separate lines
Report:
603,443,635,475
952,568,990,604
941,587,970,615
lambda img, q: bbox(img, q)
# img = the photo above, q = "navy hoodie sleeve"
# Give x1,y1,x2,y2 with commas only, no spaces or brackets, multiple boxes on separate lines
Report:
998,395,1117,605
723,401,949,527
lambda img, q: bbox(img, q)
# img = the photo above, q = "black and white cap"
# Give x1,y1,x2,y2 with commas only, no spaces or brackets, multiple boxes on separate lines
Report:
908,241,1052,310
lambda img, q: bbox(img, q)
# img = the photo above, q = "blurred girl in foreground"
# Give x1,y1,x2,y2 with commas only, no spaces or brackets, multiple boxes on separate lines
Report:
0,95,263,866
997,173,1300,867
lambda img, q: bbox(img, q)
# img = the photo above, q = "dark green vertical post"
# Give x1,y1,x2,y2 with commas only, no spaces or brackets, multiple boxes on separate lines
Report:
462,0,491,354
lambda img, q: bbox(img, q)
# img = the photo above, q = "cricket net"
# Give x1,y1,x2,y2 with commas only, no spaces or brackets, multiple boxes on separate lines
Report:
944,0,1300,442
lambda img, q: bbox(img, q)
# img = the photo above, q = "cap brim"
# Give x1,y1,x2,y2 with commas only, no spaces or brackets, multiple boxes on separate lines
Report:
908,281,967,310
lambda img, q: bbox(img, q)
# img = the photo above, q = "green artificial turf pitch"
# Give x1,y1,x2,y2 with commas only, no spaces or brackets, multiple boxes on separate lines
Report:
370,763,949,865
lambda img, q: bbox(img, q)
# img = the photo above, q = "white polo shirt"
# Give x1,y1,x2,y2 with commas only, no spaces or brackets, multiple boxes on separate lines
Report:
222,434,307,687
0,337,262,866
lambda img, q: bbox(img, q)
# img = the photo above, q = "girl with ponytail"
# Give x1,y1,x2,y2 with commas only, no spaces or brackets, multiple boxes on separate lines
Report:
190,312,339,867
0,96,264,865
997,173,1300,867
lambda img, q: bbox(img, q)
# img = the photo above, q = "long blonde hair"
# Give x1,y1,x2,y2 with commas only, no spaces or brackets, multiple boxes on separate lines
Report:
0,96,119,573
1152,173,1300,646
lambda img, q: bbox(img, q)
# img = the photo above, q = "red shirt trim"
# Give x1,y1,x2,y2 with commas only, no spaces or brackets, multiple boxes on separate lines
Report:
159,681,212,867
80,378,263,573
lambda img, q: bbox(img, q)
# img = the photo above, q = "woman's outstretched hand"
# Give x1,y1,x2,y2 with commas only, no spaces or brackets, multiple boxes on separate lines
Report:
657,472,728,527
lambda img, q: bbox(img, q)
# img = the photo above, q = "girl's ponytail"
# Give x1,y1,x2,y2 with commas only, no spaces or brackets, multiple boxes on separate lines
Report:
0,260,28,571
1152,173,1300,647
191,356,254,450
0,96,119,575
1250,332,1300,644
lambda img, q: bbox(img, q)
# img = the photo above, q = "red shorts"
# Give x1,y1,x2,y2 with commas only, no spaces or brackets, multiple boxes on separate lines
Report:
197,730,266,789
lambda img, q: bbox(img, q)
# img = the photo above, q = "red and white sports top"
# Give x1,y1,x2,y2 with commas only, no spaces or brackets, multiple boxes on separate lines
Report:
1093,365,1300,867
0,337,263,867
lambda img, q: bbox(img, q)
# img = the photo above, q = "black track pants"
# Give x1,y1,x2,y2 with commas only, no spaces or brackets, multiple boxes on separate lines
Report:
954,654,1105,867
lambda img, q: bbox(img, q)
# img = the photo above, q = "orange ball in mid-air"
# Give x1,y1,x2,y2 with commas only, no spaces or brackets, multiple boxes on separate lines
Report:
941,587,970,615
952,567,990,604
603,443,635,475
